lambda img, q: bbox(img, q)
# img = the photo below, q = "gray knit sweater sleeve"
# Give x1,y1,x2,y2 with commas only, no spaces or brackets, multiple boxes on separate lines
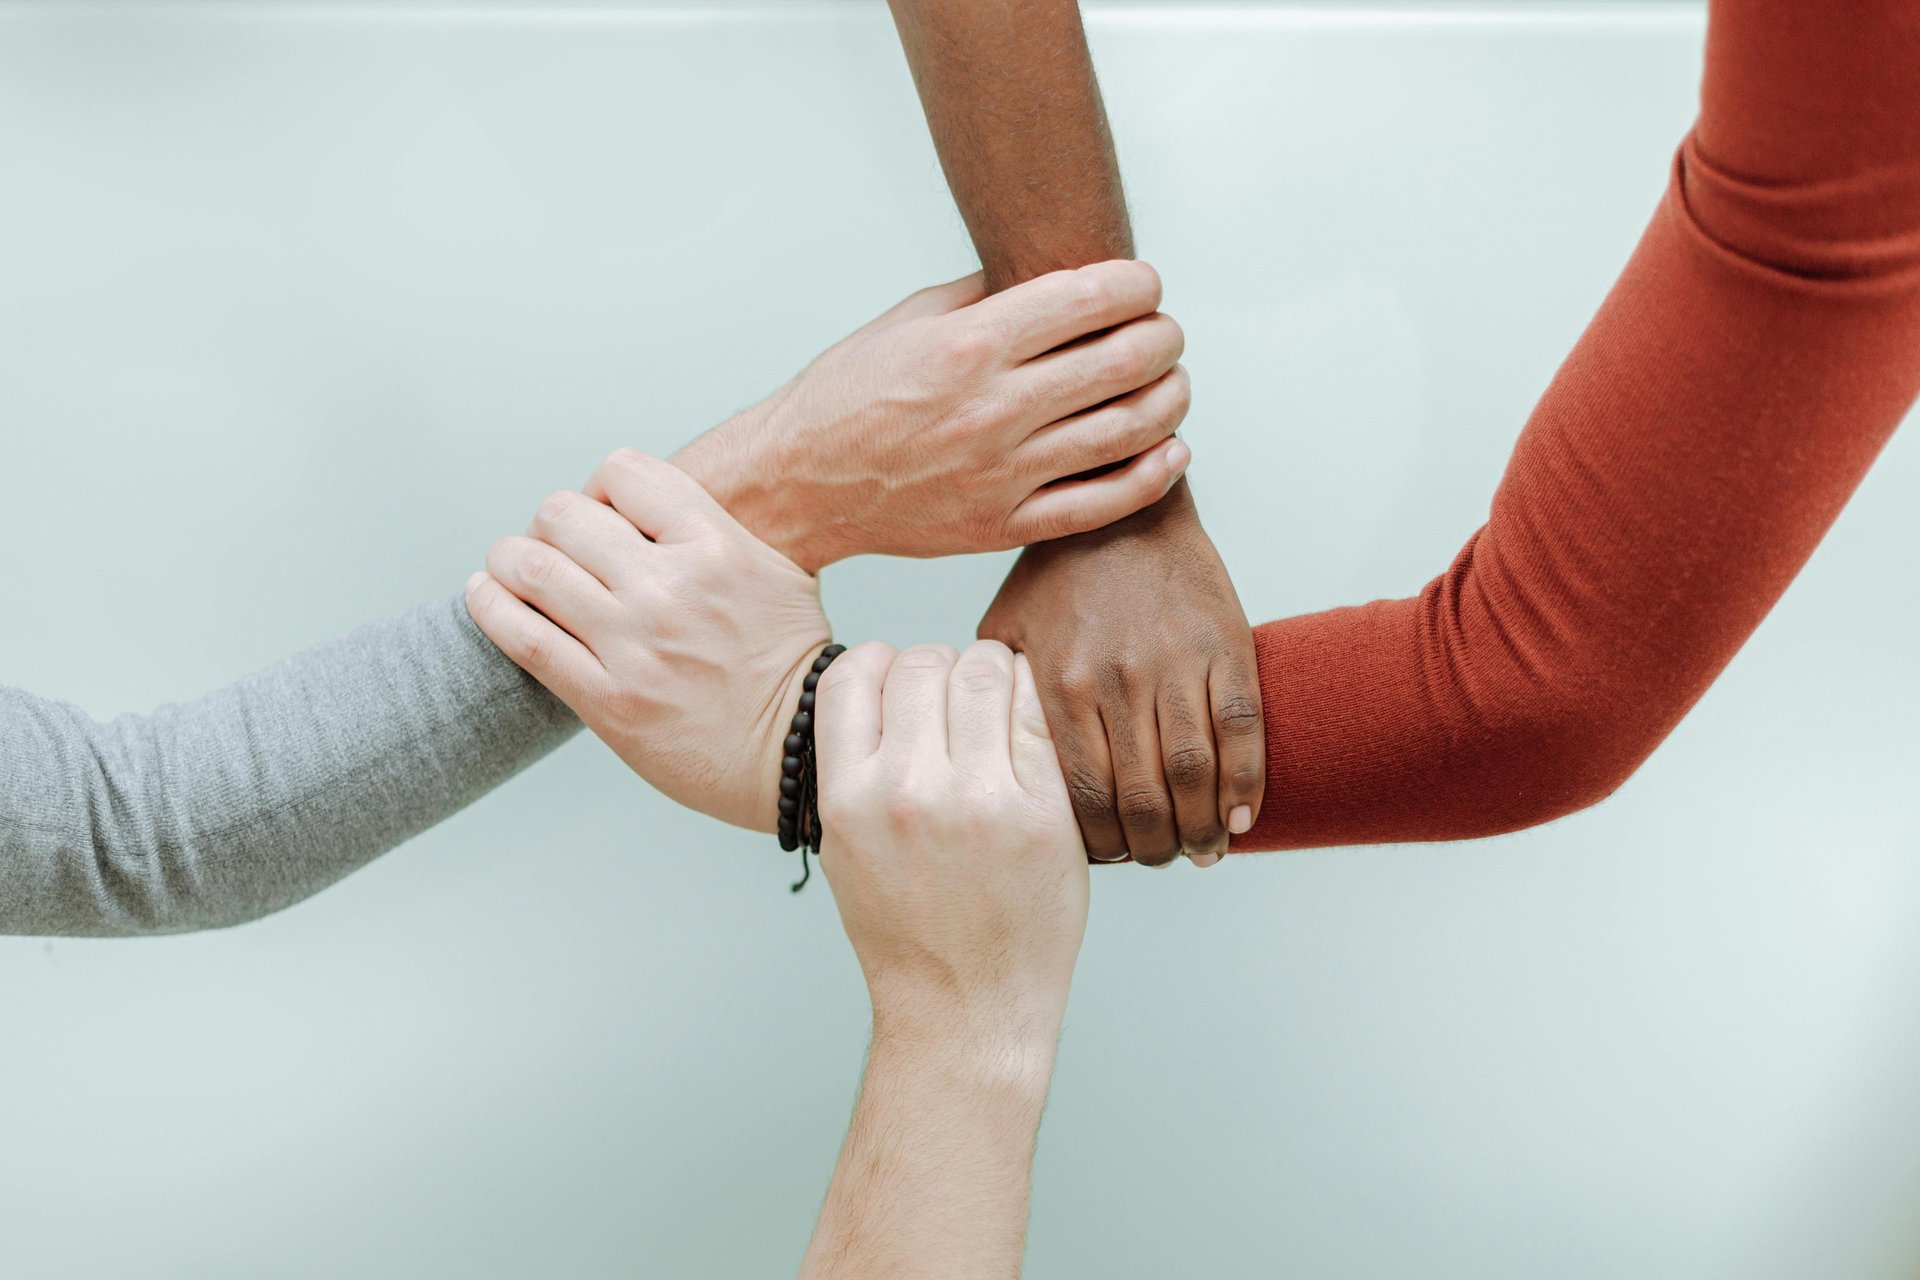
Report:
0,592,581,937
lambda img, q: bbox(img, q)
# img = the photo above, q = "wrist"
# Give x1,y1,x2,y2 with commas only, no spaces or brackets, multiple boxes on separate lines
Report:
1117,473,1200,540
671,396,838,573
868,982,1065,1095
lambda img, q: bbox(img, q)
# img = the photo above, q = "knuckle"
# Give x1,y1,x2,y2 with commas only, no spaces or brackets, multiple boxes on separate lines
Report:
518,547,557,588
936,323,995,374
1159,314,1187,363
1063,768,1116,821
1057,662,1102,699
895,643,959,674
1163,742,1216,791
1183,820,1228,852
816,656,859,699
880,780,933,833
1117,784,1172,827
950,645,1012,694
961,638,1013,667
1133,846,1180,868
533,489,577,531
467,579,502,624
1131,259,1164,306
1100,657,1140,694
959,390,1021,441
1215,695,1264,737
1160,364,1193,419
951,665,1004,694
1108,411,1163,457
1035,502,1087,543
1070,268,1112,321
604,446,647,475
511,627,549,670
1101,334,1151,385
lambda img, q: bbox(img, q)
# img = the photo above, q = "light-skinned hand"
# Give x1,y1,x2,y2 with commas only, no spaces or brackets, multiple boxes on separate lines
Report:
674,260,1191,572
466,449,830,831
814,640,1089,1047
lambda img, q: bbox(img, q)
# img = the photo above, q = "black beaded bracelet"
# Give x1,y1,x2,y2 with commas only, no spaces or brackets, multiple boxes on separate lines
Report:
781,642,846,891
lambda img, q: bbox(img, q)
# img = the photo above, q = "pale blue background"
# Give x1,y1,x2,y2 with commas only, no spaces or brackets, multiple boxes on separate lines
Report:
3,3,1918,1277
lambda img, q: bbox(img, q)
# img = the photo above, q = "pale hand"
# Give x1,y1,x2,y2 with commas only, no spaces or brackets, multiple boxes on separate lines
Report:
675,260,1192,572
466,449,831,831
814,641,1089,1044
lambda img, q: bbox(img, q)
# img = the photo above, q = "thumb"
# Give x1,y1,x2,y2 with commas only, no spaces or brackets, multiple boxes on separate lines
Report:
872,270,989,327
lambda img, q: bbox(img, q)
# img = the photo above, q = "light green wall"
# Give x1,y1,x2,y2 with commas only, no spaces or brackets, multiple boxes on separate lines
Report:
2,3,1916,1277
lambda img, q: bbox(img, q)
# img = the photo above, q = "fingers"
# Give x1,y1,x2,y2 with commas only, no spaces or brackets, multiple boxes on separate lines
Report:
1053,702,1130,864
816,642,897,776
1005,437,1190,545
1018,311,1185,426
525,488,651,592
1211,652,1267,842
1107,706,1181,867
484,535,619,648
582,448,723,545
464,571,607,708
1009,653,1065,799
974,259,1164,363
946,640,1016,776
1020,363,1191,482
879,644,959,768
1159,683,1228,866
874,271,989,327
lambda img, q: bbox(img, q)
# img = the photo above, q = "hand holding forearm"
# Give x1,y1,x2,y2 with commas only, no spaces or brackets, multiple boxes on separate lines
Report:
802,641,1088,1278
466,449,828,831
980,483,1263,866
674,262,1191,571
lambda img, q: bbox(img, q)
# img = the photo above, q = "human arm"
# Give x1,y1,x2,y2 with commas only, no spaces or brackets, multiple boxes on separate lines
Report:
467,256,1201,827
799,640,1088,1278
1235,0,1920,850
0,595,578,937
889,0,1265,866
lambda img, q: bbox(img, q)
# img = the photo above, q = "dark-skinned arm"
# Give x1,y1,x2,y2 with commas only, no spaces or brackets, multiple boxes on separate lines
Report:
888,0,1266,867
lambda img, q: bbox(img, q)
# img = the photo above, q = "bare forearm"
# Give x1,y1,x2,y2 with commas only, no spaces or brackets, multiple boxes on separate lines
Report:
889,0,1131,290
802,1012,1056,1279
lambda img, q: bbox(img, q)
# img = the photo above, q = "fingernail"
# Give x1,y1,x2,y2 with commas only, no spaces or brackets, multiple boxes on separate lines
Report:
1089,851,1129,864
1189,850,1221,869
464,572,486,595
1147,856,1174,870
1227,804,1252,835
1165,438,1191,475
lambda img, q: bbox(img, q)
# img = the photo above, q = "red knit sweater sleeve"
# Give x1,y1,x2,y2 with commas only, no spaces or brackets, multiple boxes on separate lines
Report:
1237,1,1920,852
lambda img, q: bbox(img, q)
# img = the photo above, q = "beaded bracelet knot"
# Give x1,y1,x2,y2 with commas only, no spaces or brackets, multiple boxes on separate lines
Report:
780,642,846,891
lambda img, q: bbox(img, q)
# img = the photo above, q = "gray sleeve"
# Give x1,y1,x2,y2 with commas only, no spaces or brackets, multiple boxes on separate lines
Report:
0,592,581,937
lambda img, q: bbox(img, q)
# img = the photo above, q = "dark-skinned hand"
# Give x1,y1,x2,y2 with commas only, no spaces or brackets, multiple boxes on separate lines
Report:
977,480,1265,867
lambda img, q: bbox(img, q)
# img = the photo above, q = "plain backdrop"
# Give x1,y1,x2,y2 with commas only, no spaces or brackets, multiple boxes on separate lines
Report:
3,2,1918,1277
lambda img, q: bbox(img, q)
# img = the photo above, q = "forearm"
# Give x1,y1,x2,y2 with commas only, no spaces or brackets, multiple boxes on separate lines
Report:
0,593,579,936
802,1007,1056,1279
1237,2,1920,851
889,0,1131,289
891,0,1211,552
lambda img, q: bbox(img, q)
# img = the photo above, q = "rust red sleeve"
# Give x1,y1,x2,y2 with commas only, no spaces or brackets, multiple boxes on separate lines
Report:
1238,1,1920,851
